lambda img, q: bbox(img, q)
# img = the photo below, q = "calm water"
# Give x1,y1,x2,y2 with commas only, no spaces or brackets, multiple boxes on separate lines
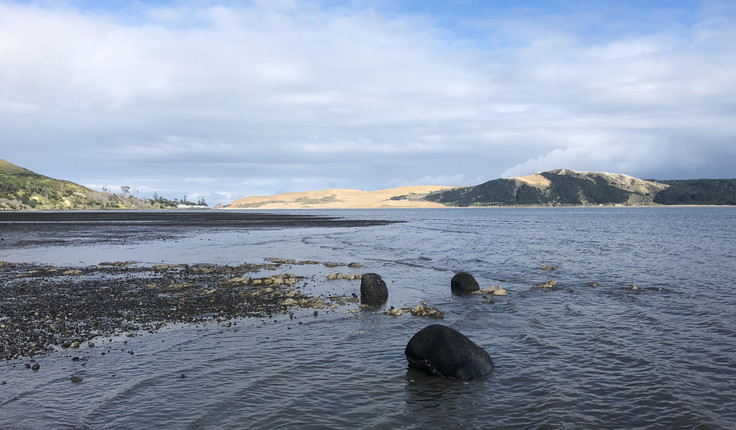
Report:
1,208,735,429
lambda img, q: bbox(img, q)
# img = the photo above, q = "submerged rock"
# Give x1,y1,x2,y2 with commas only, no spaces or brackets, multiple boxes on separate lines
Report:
451,272,480,293
533,280,557,289
384,306,404,316
409,303,444,319
473,286,508,296
360,273,388,305
405,324,494,379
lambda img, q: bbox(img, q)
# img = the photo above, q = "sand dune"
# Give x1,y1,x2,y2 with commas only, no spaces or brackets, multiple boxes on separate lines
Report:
222,185,453,209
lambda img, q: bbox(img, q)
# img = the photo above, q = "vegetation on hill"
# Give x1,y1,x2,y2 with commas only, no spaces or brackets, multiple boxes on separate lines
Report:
424,169,736,207
652,179,736,205
0,160,196,210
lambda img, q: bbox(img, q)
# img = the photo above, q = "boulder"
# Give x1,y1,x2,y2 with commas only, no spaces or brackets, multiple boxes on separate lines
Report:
405,324,494,379
360,273,388,305
451,272,480,293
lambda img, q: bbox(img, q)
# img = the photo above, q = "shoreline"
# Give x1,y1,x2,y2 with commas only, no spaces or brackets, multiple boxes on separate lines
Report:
2,203,735,212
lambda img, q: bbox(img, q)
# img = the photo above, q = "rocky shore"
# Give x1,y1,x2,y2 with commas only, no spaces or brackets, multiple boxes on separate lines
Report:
0,260,366,361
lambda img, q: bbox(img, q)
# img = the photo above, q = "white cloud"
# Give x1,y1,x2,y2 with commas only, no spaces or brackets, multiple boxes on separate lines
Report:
1,1,735,204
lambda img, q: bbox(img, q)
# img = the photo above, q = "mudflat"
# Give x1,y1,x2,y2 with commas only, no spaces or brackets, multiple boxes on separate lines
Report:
0,211,399,248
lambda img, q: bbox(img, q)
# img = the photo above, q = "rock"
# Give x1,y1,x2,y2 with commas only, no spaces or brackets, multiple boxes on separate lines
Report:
409,303,444,318
533,280,557,289
384,307,404,316
70,376,83,383
31,363,40,372
360,273,388,305
588,282,599,287
451,272,479,293
405,324,494,379
347,262,361,268
70,341,80,349
324,262,344,268
473,286,507,296
630,284,639,290
539,265,558,271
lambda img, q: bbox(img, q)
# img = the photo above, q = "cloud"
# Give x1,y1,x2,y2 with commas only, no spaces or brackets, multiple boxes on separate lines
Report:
1,1,735,203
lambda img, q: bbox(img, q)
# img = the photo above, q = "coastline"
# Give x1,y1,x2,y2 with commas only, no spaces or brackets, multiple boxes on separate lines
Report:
3,203,735,212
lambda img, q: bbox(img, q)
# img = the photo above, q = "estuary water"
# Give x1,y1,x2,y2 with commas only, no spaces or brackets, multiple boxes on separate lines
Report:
1,207,735,429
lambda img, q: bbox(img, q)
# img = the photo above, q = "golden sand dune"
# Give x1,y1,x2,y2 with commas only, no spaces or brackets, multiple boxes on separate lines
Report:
222,185,454,209
511,174,551,188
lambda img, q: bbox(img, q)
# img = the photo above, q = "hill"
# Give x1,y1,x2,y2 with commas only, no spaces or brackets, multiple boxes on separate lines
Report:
423,169,736,207
0,160,177,210
220,186,453,209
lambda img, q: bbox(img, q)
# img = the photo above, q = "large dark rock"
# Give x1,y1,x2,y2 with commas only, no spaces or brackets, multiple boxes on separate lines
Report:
360,273,388,305
405,324,494,379
451,272,480,293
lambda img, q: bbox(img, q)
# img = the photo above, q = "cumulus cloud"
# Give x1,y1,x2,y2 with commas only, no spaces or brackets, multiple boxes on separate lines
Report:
1,1,735,203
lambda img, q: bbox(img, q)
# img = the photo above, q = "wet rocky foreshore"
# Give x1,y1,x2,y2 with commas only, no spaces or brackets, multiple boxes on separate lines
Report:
0,259,364,361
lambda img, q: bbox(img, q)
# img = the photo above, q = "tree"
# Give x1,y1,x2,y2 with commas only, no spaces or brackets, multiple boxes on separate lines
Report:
120,185,131,196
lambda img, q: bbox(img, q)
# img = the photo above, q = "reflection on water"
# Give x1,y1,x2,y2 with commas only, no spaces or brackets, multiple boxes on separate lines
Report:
1,208,736,429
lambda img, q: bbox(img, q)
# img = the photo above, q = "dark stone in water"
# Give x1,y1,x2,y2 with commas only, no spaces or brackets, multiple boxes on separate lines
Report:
451,272,480,293
405,324,494,379
360,273,388,305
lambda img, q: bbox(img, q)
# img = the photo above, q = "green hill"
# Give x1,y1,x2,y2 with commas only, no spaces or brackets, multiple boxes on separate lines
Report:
0,159,176,210
652,179,736,205
424,169,736,207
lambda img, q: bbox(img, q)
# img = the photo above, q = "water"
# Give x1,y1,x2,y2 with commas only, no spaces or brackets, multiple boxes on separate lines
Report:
1,207,735,429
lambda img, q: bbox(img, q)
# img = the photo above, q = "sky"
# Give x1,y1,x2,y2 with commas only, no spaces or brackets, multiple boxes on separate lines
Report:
1,0,735,204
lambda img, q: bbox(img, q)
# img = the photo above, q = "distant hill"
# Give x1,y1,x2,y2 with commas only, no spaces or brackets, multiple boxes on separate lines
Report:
220,186,453,209
423,169,736,207
0,159,177,210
